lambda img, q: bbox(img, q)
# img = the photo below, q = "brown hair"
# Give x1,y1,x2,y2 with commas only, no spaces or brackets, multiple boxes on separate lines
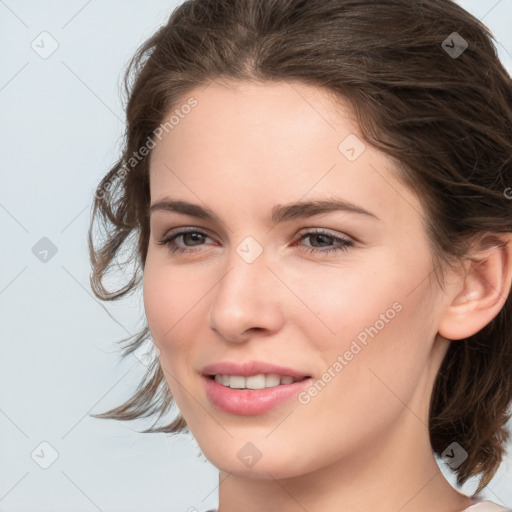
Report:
88,0,512,493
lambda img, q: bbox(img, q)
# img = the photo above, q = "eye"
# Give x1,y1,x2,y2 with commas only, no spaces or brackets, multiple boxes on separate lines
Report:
294,229,354,255
156,228,354,256
156,228,213,255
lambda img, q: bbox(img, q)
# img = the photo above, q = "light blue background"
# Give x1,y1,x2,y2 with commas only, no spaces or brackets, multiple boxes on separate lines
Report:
1,1,511,511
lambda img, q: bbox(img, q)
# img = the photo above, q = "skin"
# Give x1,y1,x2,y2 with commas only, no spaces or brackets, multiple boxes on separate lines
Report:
143,79,512,512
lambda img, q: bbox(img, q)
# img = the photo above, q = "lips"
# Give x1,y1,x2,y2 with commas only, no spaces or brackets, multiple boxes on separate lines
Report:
201,360,313,415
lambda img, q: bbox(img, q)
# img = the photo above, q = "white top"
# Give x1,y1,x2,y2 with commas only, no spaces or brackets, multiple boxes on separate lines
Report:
464,500,510,511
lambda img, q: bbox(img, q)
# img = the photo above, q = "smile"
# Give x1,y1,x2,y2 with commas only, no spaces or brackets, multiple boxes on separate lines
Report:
211,374,308,389
203,374,313,415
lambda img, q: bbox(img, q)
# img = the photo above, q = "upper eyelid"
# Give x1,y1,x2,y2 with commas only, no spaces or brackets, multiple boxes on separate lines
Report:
160,226,213,239
160,226,353,243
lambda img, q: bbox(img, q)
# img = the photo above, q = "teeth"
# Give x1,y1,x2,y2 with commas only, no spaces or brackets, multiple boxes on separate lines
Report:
263,374,281,388
246,374,266,389
229,376,245,389
213,373,304,389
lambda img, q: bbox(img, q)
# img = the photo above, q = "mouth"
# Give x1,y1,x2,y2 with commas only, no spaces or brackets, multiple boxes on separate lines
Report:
202,372,314,415
206,373,310,390
200,361,313,414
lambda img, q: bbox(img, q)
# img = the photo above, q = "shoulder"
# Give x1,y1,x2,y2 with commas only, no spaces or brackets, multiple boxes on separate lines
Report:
463,500,510,511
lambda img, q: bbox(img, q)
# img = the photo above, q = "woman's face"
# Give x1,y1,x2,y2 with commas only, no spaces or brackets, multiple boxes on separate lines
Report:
143,79,451,479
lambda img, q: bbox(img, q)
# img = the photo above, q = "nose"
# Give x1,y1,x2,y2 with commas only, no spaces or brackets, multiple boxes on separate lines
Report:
207,245,285,344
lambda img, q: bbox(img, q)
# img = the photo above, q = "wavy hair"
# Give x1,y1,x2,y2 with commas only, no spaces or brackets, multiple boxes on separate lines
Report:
88,0,512,493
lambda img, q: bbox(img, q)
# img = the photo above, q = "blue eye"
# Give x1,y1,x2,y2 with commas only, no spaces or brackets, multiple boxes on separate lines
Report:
157,228,353,255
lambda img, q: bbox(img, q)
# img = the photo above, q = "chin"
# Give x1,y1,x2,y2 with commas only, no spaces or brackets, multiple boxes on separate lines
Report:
218,460,300,480
199,443,309,480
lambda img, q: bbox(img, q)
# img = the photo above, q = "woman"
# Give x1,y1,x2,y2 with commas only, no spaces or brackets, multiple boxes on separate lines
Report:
88,1,512,510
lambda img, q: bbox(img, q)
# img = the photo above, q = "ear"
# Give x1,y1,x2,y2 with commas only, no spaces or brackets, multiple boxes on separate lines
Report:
438,233,512,341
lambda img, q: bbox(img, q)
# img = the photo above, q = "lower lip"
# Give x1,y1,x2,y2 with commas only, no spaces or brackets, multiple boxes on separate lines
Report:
203,375,313,415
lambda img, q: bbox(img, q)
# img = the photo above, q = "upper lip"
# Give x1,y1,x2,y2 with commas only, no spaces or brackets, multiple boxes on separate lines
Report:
201,360,311,378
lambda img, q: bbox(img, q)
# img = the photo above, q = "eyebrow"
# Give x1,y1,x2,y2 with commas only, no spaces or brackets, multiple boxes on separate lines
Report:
149,197,380,224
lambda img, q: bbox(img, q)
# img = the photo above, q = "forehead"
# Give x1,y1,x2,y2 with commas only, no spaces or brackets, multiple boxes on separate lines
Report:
148,79,424,227
152,79,359,161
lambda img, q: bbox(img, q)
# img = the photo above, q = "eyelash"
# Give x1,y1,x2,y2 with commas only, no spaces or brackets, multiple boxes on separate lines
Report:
156,228,354,256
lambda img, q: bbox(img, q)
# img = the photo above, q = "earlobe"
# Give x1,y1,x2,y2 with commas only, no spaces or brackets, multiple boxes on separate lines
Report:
437,233,512,341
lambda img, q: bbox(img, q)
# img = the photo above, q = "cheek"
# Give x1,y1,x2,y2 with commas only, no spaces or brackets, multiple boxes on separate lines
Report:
291,293,433,459
323,285,436,426
294,250,436,391
142,259,196,352
142,260,203,405
284,260,403,351
142,265,169,342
